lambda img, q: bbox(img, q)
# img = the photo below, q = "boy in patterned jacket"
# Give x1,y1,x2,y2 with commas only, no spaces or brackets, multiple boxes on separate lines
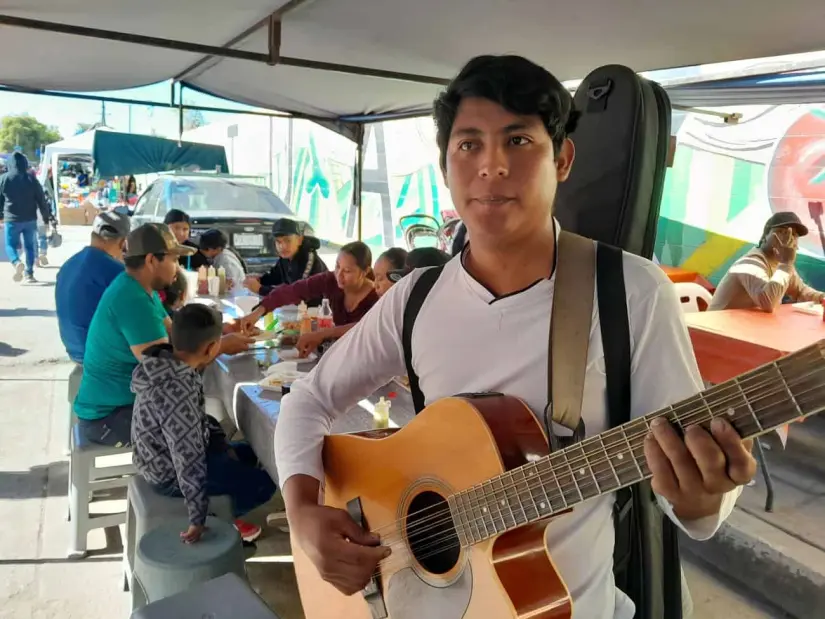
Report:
131,304,276,543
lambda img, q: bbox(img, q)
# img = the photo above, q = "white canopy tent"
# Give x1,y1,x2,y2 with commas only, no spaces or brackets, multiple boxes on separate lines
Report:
2,0,825,127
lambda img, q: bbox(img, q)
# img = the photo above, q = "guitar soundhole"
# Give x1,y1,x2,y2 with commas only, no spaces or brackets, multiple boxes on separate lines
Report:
406,490,460,575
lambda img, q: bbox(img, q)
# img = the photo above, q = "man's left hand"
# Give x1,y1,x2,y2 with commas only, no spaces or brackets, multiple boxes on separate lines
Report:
645,417,756,522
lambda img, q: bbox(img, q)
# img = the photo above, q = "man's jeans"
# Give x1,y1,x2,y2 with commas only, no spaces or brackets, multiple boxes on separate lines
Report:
37,224,48,255
77,405,133,448
152,442,277,519
4,220,37,276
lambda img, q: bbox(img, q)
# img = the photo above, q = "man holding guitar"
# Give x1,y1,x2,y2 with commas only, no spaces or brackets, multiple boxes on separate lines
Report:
259,56,757,618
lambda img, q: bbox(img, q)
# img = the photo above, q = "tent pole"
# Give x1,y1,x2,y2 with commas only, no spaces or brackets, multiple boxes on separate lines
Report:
354,124,365,241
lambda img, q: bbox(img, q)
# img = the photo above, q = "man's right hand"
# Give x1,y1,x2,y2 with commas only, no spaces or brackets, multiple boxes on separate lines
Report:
219,332,255,355
290,503,391,596
243,275,262,294
775,243,797,265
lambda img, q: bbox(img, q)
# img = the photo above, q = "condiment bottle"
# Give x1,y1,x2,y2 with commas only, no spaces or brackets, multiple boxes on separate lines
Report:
373,397,391,429
197,265,209,295
217,266,227,295
299,301,312,335
318,298,334,330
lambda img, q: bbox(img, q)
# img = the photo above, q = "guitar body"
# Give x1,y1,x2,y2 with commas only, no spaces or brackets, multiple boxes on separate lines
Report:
292,395,573,619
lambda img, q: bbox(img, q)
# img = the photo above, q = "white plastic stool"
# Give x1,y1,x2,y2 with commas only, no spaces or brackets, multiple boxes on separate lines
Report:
65,363,83,456
68,424,134,558
132,518,245,610
123,475,233,597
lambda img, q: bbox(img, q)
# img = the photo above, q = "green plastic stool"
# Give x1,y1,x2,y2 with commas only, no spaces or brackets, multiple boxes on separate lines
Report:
132,517,245,609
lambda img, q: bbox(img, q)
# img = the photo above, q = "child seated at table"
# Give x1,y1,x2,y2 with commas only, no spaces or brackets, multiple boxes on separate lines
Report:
159,267,189,317
130,304,276,544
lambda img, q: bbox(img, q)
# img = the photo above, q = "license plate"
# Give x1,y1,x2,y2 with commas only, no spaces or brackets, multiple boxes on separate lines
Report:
234,233,263,248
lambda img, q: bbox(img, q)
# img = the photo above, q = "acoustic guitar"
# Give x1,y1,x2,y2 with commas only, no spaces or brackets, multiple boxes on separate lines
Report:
291,342,825,618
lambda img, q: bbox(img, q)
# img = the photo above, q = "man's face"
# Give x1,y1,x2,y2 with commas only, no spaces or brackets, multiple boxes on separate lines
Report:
443,97,574,245
148,253,179,290
168,222,190,245
275,234,302,259
768,225,800,250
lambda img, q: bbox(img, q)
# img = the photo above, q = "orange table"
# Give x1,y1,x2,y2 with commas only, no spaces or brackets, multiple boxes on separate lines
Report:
685,305,825,384
660,265,715,292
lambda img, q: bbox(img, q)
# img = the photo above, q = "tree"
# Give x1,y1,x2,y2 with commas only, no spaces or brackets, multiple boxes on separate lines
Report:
183,107,206,132
0,115,62,162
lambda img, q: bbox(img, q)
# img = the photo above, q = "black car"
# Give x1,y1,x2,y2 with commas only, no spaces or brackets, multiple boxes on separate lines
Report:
129,174,313,273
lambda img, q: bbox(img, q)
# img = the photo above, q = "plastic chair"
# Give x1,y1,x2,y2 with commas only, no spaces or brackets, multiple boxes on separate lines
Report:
673,282,713,313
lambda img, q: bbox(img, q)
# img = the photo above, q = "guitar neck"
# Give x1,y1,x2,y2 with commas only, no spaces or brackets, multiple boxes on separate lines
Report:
449,341,825,546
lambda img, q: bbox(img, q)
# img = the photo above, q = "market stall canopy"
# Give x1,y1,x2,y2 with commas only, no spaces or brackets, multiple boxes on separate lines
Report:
2,0,825,123
42,129,229,177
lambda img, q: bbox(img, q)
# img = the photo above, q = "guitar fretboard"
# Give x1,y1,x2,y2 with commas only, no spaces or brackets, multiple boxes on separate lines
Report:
448,341,825,546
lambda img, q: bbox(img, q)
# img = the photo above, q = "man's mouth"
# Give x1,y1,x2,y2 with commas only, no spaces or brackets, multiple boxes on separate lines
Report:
474,195,514,206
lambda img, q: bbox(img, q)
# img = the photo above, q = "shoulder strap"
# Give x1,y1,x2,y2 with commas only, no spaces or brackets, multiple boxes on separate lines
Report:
402,266,445,413
596,242,631,427
550,230,596,431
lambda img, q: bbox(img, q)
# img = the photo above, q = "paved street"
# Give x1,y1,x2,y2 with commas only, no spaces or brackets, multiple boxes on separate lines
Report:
0,225,787,618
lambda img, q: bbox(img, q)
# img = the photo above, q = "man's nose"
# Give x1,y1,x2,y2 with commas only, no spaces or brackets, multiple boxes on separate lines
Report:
478,145,509,179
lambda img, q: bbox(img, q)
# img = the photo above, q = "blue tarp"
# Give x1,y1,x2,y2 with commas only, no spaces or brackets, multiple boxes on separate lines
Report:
90,130,229,177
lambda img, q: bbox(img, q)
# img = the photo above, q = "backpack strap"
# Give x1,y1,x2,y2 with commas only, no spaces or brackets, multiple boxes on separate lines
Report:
402,266,445,413
550,230,597,431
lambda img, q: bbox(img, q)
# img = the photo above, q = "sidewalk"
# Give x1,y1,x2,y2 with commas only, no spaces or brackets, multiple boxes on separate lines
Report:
682,420,825,618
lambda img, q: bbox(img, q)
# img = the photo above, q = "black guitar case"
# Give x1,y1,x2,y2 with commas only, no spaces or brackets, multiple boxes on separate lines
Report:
554,65,671,259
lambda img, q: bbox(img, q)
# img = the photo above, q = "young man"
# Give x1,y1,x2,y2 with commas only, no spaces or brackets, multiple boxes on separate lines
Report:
269,55,756,618
709,211,824,311
243,218,328,296
56,211,130,403
131,304,276,543
0,152,52,283
164,208,209,271
198,228,246,288
73,223,252,447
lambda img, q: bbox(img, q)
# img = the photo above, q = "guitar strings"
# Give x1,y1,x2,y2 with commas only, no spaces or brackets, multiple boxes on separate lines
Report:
372,370,819,559
367,372,825,573
368,362,823,563
365,355,822,544
379,373,822,562
373,387,823,576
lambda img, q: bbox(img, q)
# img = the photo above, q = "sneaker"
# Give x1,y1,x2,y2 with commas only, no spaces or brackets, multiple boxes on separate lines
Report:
24,274,37,284
234,519,262,542
37,255,48,267
12,261,24,282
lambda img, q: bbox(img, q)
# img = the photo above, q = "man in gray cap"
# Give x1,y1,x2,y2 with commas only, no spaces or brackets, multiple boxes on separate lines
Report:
73,223,253,447
709,211,824,311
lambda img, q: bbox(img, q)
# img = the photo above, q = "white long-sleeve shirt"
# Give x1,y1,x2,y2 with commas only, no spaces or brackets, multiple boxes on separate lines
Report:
275,229,740,619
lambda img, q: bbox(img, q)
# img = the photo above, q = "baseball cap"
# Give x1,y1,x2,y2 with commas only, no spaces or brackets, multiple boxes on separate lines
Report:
762,211,809,238
271,218,301,237
92,211,131,239
125,223,196,258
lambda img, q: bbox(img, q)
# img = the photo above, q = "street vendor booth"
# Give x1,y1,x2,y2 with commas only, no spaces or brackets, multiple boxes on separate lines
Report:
40,128,229,224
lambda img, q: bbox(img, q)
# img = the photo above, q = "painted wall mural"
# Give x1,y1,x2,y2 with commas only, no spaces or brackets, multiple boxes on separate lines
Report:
655,103,825,290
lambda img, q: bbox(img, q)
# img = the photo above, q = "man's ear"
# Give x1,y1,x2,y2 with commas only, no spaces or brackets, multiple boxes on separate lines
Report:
555,138,576,182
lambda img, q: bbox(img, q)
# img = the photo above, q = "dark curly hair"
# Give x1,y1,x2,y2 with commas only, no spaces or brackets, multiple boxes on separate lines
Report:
433,55,580,171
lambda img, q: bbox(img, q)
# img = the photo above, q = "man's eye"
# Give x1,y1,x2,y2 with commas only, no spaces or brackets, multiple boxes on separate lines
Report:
458,141,475,151
510,136,531,146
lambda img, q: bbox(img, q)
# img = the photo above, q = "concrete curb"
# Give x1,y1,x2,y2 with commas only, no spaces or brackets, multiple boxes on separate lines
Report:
682,508,825,619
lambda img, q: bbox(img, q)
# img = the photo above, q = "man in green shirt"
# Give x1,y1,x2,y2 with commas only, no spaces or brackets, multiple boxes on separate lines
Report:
73,223,253,447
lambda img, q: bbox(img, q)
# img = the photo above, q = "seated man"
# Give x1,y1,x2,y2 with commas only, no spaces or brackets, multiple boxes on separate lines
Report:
72,223,194,447
56,212,130,400
131,304,277,543
709,211,824,312
164,208,209,271
198,229,246,289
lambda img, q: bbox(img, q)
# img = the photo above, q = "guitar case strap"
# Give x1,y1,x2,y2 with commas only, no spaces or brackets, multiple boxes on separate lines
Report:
549,230,596,434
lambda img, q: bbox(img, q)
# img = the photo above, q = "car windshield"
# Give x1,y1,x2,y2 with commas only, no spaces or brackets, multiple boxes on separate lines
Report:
165,179,293,215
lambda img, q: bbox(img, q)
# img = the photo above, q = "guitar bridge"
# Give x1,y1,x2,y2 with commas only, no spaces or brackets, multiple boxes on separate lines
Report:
346,497,388,619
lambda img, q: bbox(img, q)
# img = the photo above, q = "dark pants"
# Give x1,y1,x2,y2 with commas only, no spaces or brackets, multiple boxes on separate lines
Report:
77,404,133,448
153,442,276,519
